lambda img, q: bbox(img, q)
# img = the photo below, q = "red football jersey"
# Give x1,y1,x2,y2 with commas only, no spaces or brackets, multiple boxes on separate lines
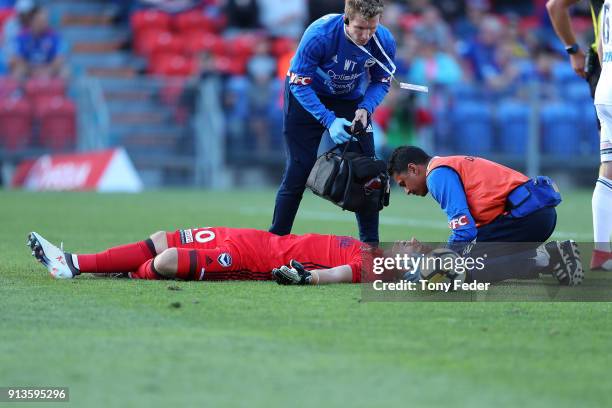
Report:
167,227,365,282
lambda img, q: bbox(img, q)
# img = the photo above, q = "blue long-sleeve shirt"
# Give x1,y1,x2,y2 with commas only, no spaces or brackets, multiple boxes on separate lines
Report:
426,167,478,244
288,13,396,128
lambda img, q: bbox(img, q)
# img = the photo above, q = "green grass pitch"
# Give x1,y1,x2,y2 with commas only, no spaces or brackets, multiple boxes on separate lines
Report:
1,189,610,407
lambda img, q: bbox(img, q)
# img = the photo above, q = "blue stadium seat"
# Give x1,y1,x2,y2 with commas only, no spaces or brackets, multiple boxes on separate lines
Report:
551,61,577,84
450,101,494,154
540,102,580,155
448,83,482,103
565,81,592,104
582,104,600,154
496,100,530,154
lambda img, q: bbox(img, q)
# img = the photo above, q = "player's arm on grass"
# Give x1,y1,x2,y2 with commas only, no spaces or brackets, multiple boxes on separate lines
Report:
273,260,354,285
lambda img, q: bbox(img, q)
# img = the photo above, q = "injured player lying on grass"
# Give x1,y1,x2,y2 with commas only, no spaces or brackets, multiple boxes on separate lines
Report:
27,227,583,286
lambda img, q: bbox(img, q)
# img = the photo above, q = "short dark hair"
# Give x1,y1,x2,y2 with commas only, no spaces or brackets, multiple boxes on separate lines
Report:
388,146,431,176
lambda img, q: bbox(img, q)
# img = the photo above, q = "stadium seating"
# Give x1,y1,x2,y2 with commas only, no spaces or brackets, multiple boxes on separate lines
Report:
183,31,224,55
174,9,217,33
540,102,580,156
582,104,600,154
0,98,33,151
131,9,171,33
271,37,295,58
565,81,592,105
131,8,229,77
138,30,183,56
37,96,77,150
0,76,19,99
551,61,577,84
450,102,494,154
496,100,530,154
24,77,67,114
149,53,196,77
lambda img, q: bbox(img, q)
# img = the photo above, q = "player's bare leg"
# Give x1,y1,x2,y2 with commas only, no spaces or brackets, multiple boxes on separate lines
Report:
152,248,179,278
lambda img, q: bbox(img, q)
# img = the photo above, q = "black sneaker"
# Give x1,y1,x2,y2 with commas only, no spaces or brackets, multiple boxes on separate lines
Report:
544,240,584,286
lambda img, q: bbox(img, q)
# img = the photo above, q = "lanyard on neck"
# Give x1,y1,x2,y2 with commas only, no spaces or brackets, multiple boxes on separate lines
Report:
343,25,429,93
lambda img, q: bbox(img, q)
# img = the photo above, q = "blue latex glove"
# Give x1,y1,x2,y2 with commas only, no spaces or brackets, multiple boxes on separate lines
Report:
328,117,353,144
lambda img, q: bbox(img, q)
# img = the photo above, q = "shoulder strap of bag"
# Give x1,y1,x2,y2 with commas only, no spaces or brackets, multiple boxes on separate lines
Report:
340,155,354,210
322,139,354,160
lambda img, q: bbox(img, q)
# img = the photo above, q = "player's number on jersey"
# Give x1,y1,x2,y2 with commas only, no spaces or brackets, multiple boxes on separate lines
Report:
604,4,610,45
194,229,215,243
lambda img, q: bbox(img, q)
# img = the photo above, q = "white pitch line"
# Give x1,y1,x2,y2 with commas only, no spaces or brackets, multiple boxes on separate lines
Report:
239,207,592,240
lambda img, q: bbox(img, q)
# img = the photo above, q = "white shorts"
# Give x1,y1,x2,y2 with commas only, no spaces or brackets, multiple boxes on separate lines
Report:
595,104,612,163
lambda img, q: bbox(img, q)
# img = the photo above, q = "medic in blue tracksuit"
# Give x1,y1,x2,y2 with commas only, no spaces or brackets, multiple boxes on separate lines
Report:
269,6,396,244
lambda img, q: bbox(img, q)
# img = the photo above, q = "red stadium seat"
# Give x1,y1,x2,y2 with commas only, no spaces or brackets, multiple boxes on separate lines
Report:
24,77,66,100
0,98,33,151
37,96,76,150
150,53,196,77
135,28,165,55
137,30,183,56
0,8,14,28
24,77,67,116
214,56,246,76
174,10,217,33
131,9,171,34
399,13,420,32
0,76,19,99
183,31,223,55
229,34,259,59
271,37,295,58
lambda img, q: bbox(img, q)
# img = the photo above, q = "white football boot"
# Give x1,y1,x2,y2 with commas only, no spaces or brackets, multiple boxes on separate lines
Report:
27,232,76,279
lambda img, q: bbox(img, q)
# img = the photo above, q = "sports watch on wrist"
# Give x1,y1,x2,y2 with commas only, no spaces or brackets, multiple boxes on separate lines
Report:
565,43,580,55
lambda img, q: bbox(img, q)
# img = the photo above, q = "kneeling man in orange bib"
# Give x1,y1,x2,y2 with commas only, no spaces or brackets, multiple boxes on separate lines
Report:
388,146,584,285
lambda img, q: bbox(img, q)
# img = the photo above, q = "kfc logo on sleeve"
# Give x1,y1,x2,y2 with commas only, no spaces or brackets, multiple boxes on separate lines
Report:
449,215,469,230
288,72,312,85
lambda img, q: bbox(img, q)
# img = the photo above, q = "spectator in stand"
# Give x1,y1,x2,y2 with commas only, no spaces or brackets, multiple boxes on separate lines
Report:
435,0,465,22
403,0,434,15
459,15,503,83
306,0,344,23
10,5,67,79
258,0,307,39
135,0,200,14
246,39,278,152
485,41,521,93
412,5,454,53
454,0,490,42
2,0,35,70
223,0,260,31
259,0,308,39
408,33,462,152
407,33,463,89
502,13,530,59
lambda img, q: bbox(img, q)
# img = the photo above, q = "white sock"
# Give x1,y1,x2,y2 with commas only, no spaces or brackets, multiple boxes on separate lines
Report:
593,176,612,252
71,254,80,270
534,245,550,267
